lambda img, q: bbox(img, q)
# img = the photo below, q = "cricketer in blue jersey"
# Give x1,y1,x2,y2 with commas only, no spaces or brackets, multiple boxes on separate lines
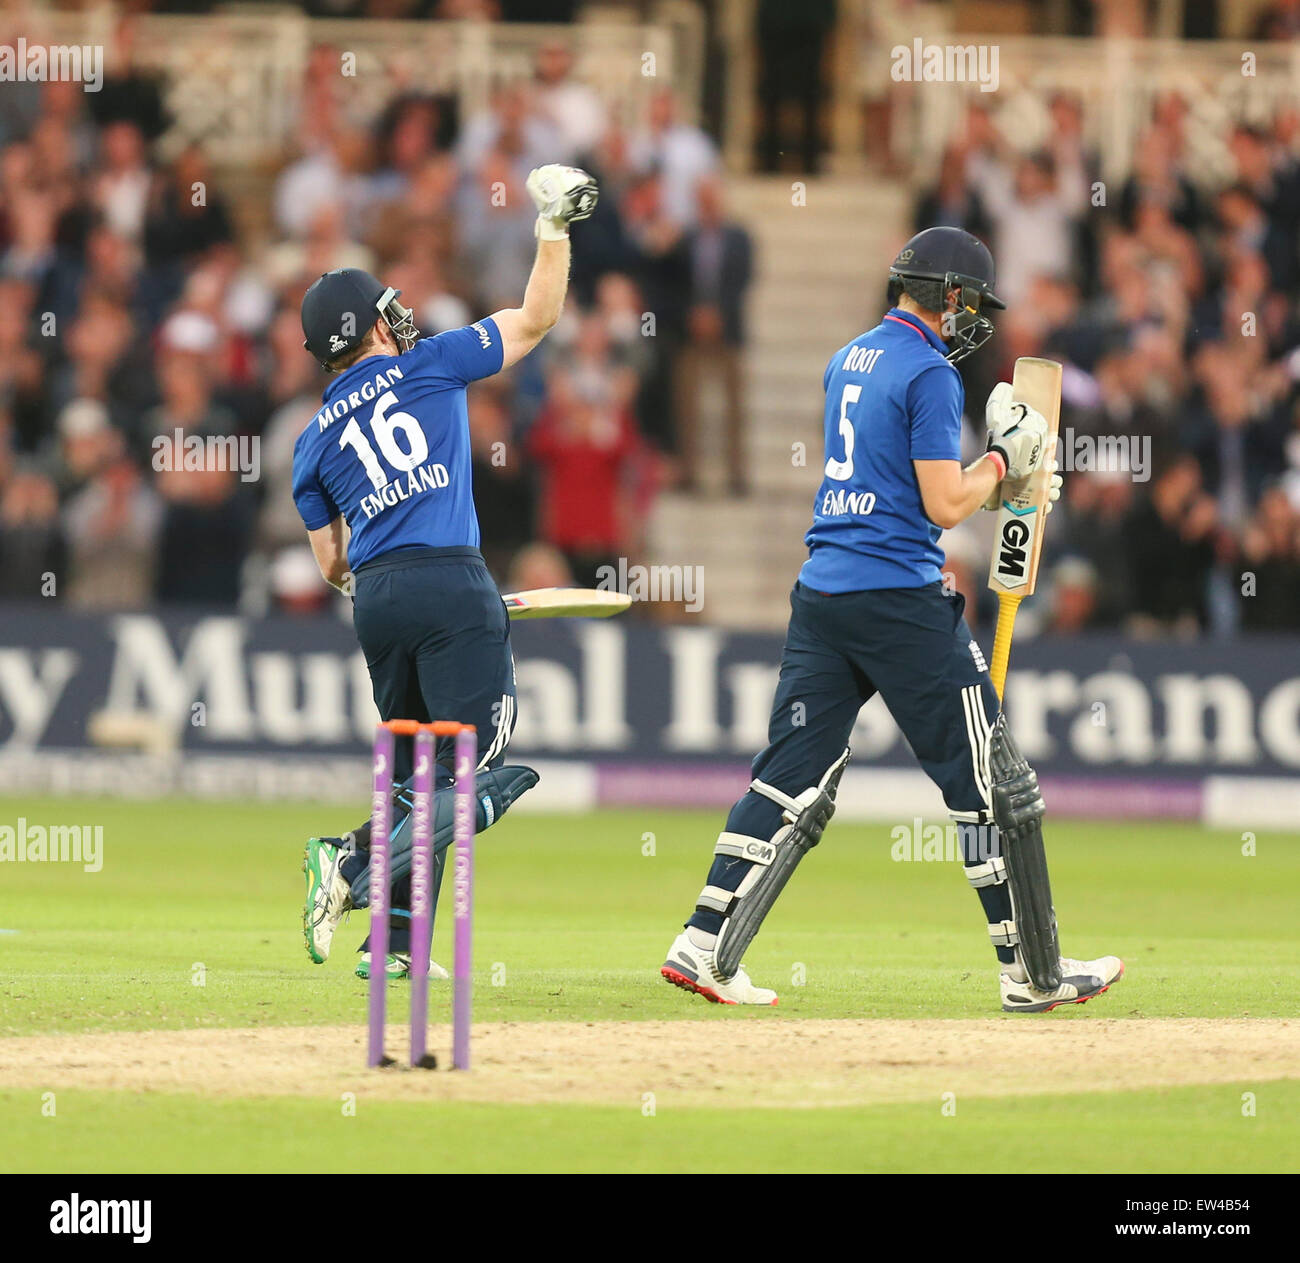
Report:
291,323,500,568
661,226,1123,1014
299,164,599,980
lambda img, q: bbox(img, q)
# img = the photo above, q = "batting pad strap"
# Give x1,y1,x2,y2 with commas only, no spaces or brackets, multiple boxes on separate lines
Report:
966,857,1007,889
749,777,804,818
695,884,736,915
750,748,851,824
714,831,777,866
988,919,1018,947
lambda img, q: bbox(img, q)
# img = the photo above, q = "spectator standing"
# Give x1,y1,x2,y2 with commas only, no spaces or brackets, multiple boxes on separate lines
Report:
88,16,169,142
144,145,235,271
273,130,371,242
1124,453,1218,635
528,369,648,586
567,125,638,304
1239,484,1300,629
674,176,753,495
456,85,562,182
1118,127,1204,236
257,306,327,560
91,121,153,245
469,382,534,579
51,292,154,452
622,168,690,456
970,149,1087,305
456,148,537,312
1056,472,1135,627
913,144,991,240
147,313,253,605
534,41,606,163
1184,345,1282,530
0,278,47,453
754,0,836,174
62,422,162,610
629,90,718,229
0,464,63,600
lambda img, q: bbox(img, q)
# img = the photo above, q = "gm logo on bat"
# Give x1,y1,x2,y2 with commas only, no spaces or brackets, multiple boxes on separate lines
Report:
994,510,1036,588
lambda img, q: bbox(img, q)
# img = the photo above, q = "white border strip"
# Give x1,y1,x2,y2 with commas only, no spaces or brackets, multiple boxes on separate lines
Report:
1203,776,1300,830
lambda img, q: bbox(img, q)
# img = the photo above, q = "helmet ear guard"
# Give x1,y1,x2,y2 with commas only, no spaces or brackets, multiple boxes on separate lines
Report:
376,287,420,354
941,274,999,365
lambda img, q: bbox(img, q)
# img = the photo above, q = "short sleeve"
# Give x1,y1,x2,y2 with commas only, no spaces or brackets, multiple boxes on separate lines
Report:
907,363,964,461
823,349,839,393
419,317,505,385
291,435,340,530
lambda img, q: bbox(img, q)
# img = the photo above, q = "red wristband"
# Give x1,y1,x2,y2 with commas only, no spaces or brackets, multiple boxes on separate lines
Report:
985,449,1007,481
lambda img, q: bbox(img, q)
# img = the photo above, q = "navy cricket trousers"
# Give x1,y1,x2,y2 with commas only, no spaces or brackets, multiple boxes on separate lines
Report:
728,579,999,841
349,546,516,953
687,579,1013,960
351,546,516,785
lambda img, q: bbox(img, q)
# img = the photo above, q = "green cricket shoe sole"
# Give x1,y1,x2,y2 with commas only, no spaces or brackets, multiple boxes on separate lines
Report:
354,952,450,981
355,952,411,980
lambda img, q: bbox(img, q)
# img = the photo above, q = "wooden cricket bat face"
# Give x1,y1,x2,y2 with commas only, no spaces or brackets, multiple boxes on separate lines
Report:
987,357,1063,599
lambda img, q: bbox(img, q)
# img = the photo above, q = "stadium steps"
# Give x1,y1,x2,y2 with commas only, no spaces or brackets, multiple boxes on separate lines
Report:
644,175,910,629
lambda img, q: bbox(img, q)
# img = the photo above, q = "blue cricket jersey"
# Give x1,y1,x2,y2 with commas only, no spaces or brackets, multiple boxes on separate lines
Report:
799,308,964,592
291,319,504,568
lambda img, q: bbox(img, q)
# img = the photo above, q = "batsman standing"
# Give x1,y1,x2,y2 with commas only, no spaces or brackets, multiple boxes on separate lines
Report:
661,227,1123,1012
297,165,598,979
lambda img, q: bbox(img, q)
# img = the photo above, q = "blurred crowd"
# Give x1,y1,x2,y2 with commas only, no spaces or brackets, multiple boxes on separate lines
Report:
925,97,1300,635
5,9,1299,637
0,20,752,613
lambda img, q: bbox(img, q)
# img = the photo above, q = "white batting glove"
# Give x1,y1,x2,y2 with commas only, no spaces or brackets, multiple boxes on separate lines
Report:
984,381,1048,481
981,451,1062,513
1043,460,1063,515
526,164,599,240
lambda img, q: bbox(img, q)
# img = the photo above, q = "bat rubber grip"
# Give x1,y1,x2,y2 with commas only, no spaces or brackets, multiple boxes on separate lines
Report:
989,592,1024,702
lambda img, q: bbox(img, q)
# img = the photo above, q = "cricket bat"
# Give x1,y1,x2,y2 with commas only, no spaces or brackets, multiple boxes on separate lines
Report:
986,357,1063,701
502,587,632,620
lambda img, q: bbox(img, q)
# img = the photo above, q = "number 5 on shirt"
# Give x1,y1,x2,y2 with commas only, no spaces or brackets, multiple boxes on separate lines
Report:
824,383,862,481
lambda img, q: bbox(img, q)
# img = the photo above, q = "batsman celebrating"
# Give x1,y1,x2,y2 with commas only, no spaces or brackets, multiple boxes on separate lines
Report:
661,227,1123,1013
296,165,598,979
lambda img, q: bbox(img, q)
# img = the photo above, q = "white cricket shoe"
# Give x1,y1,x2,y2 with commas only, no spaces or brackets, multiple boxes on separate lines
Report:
661,929,778,1006
1000,955,1124,1013
302,837,353,964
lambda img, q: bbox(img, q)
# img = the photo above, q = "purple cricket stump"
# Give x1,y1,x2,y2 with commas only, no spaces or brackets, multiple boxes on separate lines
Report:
408,729,436,1067
452,725,476,1070
367,724,395,1068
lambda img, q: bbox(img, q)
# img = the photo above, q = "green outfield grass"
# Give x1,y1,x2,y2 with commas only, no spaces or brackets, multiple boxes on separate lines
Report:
1,799,1296,1032
1,798,1297,1172
3,1081,1294,1175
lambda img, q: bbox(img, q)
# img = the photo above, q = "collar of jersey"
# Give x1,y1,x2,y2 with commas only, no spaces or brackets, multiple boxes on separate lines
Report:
884,307,948,353
322,352,396,401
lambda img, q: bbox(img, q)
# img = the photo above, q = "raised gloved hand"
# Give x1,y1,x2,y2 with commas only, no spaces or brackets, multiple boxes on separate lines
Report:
984,381,1048,482
526,164,599,241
